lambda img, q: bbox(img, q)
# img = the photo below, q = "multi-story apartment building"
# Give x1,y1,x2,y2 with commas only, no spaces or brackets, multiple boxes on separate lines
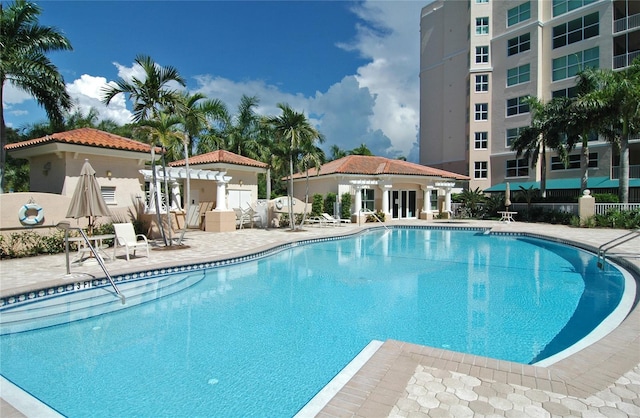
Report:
419,0,640,201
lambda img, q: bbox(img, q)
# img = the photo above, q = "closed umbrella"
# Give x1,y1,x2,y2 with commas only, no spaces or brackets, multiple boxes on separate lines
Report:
505,182,511,209
66,159,112,234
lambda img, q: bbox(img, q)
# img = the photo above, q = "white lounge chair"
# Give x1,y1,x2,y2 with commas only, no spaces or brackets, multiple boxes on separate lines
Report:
113,223,150,261
233,208,251,229
322,213,351,225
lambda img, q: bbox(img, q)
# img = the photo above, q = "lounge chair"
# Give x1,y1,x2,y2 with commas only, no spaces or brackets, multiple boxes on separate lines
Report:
233,208,251,229
304,215,326,227
322,213,351,225
113,223,150,261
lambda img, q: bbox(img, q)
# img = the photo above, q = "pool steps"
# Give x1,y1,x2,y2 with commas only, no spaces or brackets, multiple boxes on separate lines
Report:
0,272,204,335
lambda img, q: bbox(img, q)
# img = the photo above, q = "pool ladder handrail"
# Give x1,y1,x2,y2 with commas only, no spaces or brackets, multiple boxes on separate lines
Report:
57,222,126,304
597,228,640,269
359,209,389,230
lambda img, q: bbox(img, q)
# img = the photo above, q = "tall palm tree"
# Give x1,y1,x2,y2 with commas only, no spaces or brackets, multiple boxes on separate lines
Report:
574,60,640,204
264,103,324,230
0,0,73,192
101,54,185,123
567,68,610,196
511,96,569,198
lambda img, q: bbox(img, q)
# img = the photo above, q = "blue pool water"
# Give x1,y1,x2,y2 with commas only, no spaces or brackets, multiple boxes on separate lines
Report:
0,228,628,417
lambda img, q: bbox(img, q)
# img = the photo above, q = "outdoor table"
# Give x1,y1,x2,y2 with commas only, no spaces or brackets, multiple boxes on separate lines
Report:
498,211,517,223
68,234,115,263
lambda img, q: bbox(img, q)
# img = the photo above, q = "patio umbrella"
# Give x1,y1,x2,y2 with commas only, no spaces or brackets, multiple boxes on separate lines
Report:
505,182,512,209
66,159,112,234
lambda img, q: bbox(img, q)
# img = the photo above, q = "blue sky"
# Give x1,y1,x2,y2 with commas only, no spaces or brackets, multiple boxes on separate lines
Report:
3,0,429,161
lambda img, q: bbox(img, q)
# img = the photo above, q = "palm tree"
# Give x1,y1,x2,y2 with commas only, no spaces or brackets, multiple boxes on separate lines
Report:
264,103,324,230
101,54,185,123
173,92,227,243
222,95,266,159
0,0,73,192
349,143,373,156
511,96,569,198
329,145,347,160
574,60,640,204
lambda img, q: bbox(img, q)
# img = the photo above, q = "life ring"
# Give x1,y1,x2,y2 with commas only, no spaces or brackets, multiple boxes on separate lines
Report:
275,198,283,210
19,203,44,226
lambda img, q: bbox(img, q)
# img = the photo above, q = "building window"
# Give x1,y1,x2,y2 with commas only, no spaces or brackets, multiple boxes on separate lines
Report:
507,64,531,86
476,17,489,35
361,189,375,212
553,0,597,17
101,186,116,205
506,96,530,116
506,158,528,177
474,132,488,149
552,47,599,81
475,103,488,120
476,0,489,3
475,74,489,92
507,33,530,56
506,127,526,147
475,46,489,63
474,161,488,179
551,153,598,170
552,12,599,49
552,86,578,98
507,1,531,27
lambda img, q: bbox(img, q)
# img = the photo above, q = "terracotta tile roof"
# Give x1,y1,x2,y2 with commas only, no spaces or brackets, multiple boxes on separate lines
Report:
291,155,469,180
170,150,268,169
4,128,157,153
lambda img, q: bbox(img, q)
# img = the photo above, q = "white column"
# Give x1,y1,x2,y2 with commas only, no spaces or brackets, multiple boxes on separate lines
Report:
422,187,432,215
381,185,390,216
445,188,452,213
215,181,227,211
353,187,362,215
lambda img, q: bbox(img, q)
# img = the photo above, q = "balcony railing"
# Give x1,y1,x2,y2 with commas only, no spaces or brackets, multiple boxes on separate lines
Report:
614,13,640,33
611,165,640,179
613,50,640,69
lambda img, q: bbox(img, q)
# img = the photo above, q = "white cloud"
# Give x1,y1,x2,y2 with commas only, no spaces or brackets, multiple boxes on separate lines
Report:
343,1,425,160
66,74,132,125
2,82,33,105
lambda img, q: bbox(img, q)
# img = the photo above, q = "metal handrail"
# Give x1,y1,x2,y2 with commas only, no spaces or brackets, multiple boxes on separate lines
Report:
57,222,125,304
359,209,389,230
597,229,640,269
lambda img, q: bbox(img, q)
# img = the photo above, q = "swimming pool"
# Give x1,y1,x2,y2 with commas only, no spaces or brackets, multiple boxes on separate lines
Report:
0,227,633,417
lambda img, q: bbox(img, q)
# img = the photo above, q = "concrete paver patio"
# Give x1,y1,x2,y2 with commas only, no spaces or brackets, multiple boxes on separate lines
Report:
1,220,638,417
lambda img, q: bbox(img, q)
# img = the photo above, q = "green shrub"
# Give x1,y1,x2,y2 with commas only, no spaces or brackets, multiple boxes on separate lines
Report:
366,210,386,223
593,193,619,203
311,194,323,216
324,193,336,215
0,230,66,259
340,193,352,220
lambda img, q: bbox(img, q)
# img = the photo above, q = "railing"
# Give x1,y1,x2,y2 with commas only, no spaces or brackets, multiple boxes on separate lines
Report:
614,13,640,33
359,209,389,230
595,203,640,215
597,229,640,269
611,164,640,179
57,222,125,305
613,50,640,69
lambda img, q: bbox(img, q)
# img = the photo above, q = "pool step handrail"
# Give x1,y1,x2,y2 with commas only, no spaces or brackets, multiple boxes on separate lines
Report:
359,209,389,230
57,222,125,304
597,228,640,269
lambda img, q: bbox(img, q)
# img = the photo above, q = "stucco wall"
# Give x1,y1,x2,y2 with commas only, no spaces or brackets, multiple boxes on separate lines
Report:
0,192,133,232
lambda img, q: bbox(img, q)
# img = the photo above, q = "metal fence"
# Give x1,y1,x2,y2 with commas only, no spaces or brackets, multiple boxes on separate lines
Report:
594,203,640,216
